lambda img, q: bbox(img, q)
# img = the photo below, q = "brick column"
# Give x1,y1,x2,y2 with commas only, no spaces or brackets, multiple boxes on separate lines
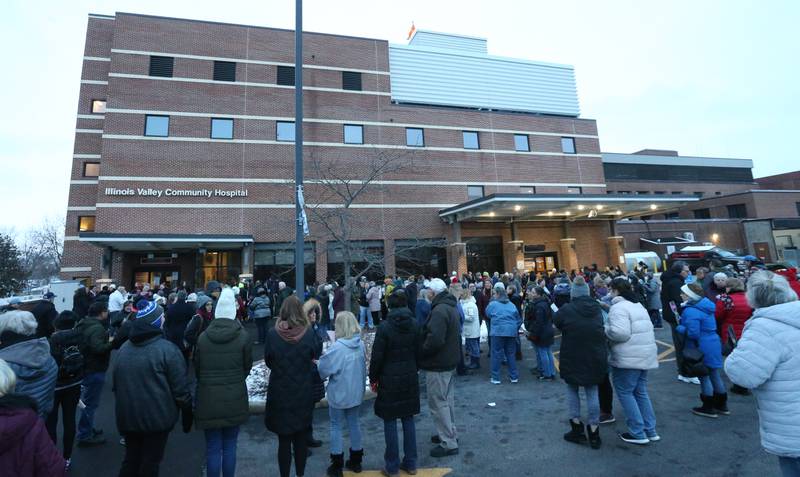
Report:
559,238,579,272
241,243,254,276
607,236,626,271
384,238,396,278
505,240,524,273
315,242,328,284
447,243,468,277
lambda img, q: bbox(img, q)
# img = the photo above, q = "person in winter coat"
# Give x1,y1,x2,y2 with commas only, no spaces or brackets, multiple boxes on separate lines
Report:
486,282,523,385
302,298,326,449
249,288,272,345
74,301,113,447
418,278,461,458
194,288,253,477
184,295,215,353
264,295,319,477
357,281,373,329
714,277,752,395
524,287,555,380
369,290,420,477
367,282,382,328
0,358,67,477
677,281,727,418
45,311,85,469
461,290,481,370
112,301,192,477
554,278,607,449
642,274,663,329
660,261,698,384
405,279,418,314
31,293,58,339
774,267,800,297
0,310,58,420
553,277,572,309
724,271,800,476
414,289,432,329
606,278,659,445
317,312,367,477
72,286,92,320
316,286,333,334
165,291,195,361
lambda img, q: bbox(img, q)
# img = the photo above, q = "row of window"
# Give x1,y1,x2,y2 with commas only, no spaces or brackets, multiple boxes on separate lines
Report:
147,55,364,91
140,114,579,152
466,185,582,200
642,204,748,221
609,190,723,197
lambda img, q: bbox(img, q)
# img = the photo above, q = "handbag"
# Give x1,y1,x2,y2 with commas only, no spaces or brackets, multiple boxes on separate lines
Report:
722,324,738,356
678,330,709,378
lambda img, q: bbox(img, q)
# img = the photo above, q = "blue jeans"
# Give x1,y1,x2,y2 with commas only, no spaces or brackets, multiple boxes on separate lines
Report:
384,416,417,474
359,306,373,328
464,338,480,358
779,456,800,477
329,406,362,455
205,426,239,477
611,367,657,439
535,345,556,378
490,336,519,381
701,368,726,396
77,371,105,440
566,384,599,426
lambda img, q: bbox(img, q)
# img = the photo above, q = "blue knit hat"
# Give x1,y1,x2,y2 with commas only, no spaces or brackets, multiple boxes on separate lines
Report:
136,300,164,328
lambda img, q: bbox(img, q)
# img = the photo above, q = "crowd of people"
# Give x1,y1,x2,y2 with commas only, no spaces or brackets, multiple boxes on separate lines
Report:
0,259,799,476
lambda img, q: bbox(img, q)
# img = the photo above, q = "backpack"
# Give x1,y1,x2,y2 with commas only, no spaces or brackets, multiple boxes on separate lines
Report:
51,330,85,382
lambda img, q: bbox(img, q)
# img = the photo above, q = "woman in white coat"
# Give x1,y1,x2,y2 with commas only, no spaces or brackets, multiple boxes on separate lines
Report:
460,289,481,369
725,271,800,477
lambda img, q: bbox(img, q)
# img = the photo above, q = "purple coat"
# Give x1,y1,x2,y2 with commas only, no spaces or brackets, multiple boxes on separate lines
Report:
0,394,66,477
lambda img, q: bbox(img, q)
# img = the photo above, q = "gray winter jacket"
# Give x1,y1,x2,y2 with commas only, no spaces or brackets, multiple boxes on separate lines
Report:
725,300,800,458
249,296,272,319
606,296,659,370
642,279,662,311
0,337,58,418
317,335,367,409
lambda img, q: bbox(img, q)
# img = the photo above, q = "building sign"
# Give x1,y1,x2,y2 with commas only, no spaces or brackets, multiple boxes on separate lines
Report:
104,187,248,198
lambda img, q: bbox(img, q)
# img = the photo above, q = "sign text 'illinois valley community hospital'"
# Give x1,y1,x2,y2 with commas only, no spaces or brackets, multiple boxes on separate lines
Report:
104,187,249,198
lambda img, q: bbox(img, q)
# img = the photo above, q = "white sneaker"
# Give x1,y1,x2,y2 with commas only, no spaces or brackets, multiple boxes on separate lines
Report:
490,379,501,385
689,377,701,385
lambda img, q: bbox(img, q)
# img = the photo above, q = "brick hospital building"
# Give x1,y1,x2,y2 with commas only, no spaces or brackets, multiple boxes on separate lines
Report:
62,12,699,288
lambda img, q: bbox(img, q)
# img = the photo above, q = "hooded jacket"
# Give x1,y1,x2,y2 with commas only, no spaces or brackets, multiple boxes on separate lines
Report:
75,316,112,373
676,297,723,369
194,318,253,429
367,286,382,312
525,296,554,347
554,296,608,386
369,307,420,420
485,295,522,337
725,300,800,458
112,319,190,433
0,394,66,477
249,295,272,319
606,296,659,370
317,335,367,409
0,336,58,418
418,292,461,372
460,295,481,339
165,299,195,352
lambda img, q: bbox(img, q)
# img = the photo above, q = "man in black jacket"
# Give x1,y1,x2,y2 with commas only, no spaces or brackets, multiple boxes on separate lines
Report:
659,261,697,384
75,301,112,446
418,278,461,458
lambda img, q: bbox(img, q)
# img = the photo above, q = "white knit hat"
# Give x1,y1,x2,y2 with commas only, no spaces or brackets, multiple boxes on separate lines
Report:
215,288,237,320
428,278,447,294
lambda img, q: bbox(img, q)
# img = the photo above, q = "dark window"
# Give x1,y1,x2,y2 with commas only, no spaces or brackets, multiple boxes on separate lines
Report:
636,191,650,195
514,134,529,152
343,124,363,144
277,66,295,86
693,208,711,219
463,131,479,149
210,118,234,139
561,137,576,154
254,243,315,287
796,202,800,216
603,163,754,183
394,240,447,279
694,191,704,197
715,191,722,196
520,186,535,194
671,191,684,195
406,128,424,147
78,216,95,232
91,100,106,114
149,56,174,77
664,212,680,220
83,162,100,177
342,71,362,91
466,237,504,276
567,187,582,194
144,115,169,137
327,240,384,283
213,61,236,82
654,191,666,195
727,203,748,218
276,121,295,142
467,185,484,200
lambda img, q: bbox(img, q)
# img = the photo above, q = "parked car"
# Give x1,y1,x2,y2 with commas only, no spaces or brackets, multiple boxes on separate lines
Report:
667,245,753,271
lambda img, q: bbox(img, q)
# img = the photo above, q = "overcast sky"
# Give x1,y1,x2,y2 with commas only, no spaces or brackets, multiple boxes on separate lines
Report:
2,0,798,231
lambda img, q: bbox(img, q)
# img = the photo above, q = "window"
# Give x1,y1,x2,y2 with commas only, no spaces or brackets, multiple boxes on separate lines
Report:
693,208,711,219
276,121,295,142
83,162,100,177
78,216,95,232
213,61,236,82
796,202,800,216
636,191,650,195
467,185,484,200
567,187,582,194
618,191,631,195
144,115,169,137
462,131,479,149
561,137,576,154
91,100,106,114
520,186,535,194
715,191,722,196
671,191,684,195
343,124,363,144
406,128,424,147
664,212,680,220
277,66,295,86
654,191,666,195
514,134,529,152
210,118,234,139
342,71,362,91
727,203,748,218
694,192,705,197
149,56,174,77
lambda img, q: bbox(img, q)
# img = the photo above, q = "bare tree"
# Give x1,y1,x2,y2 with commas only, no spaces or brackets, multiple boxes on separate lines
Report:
20,216,64,282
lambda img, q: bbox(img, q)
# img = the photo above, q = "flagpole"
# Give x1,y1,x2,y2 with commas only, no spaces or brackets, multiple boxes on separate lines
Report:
294,0,305,295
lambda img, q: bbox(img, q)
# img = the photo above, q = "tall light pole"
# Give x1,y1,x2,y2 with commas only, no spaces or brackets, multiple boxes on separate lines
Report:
293,0,305,294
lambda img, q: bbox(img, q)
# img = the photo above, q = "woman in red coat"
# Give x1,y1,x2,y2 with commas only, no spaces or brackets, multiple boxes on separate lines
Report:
714,277,752,396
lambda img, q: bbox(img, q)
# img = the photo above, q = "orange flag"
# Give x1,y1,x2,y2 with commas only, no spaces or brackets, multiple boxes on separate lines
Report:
407,22,416,40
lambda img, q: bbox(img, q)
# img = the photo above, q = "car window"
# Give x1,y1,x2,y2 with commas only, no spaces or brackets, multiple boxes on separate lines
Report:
712,248,736,258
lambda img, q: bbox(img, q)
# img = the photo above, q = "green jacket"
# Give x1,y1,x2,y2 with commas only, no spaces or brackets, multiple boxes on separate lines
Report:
76,316,112,373
193,318,253,429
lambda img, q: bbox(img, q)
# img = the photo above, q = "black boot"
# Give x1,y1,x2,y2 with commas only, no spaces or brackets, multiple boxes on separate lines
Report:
563,419,587,444
731,384,751,396
345,448,363,473
692,394,718,418
586,424,601,449
327,454,344,477
713,393,730,415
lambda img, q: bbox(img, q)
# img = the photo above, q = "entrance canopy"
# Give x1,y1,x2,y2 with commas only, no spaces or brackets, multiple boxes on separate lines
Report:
79,233,254,251
438,193,699,223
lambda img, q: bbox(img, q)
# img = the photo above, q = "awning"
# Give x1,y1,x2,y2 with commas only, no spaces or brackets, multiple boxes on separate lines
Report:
78,233,254,251
438,194,699,223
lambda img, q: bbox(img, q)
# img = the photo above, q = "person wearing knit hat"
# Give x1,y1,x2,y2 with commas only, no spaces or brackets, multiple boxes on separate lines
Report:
136,300,165,328
571,276,590,299
205,281,222,300
214,288,237,320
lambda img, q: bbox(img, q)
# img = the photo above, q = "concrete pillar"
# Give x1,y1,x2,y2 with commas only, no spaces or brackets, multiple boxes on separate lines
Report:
447,242,468,277
559,238,579,272
384,238,396,278
607,236,626,272
241,243,254,276
505,240,524,273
